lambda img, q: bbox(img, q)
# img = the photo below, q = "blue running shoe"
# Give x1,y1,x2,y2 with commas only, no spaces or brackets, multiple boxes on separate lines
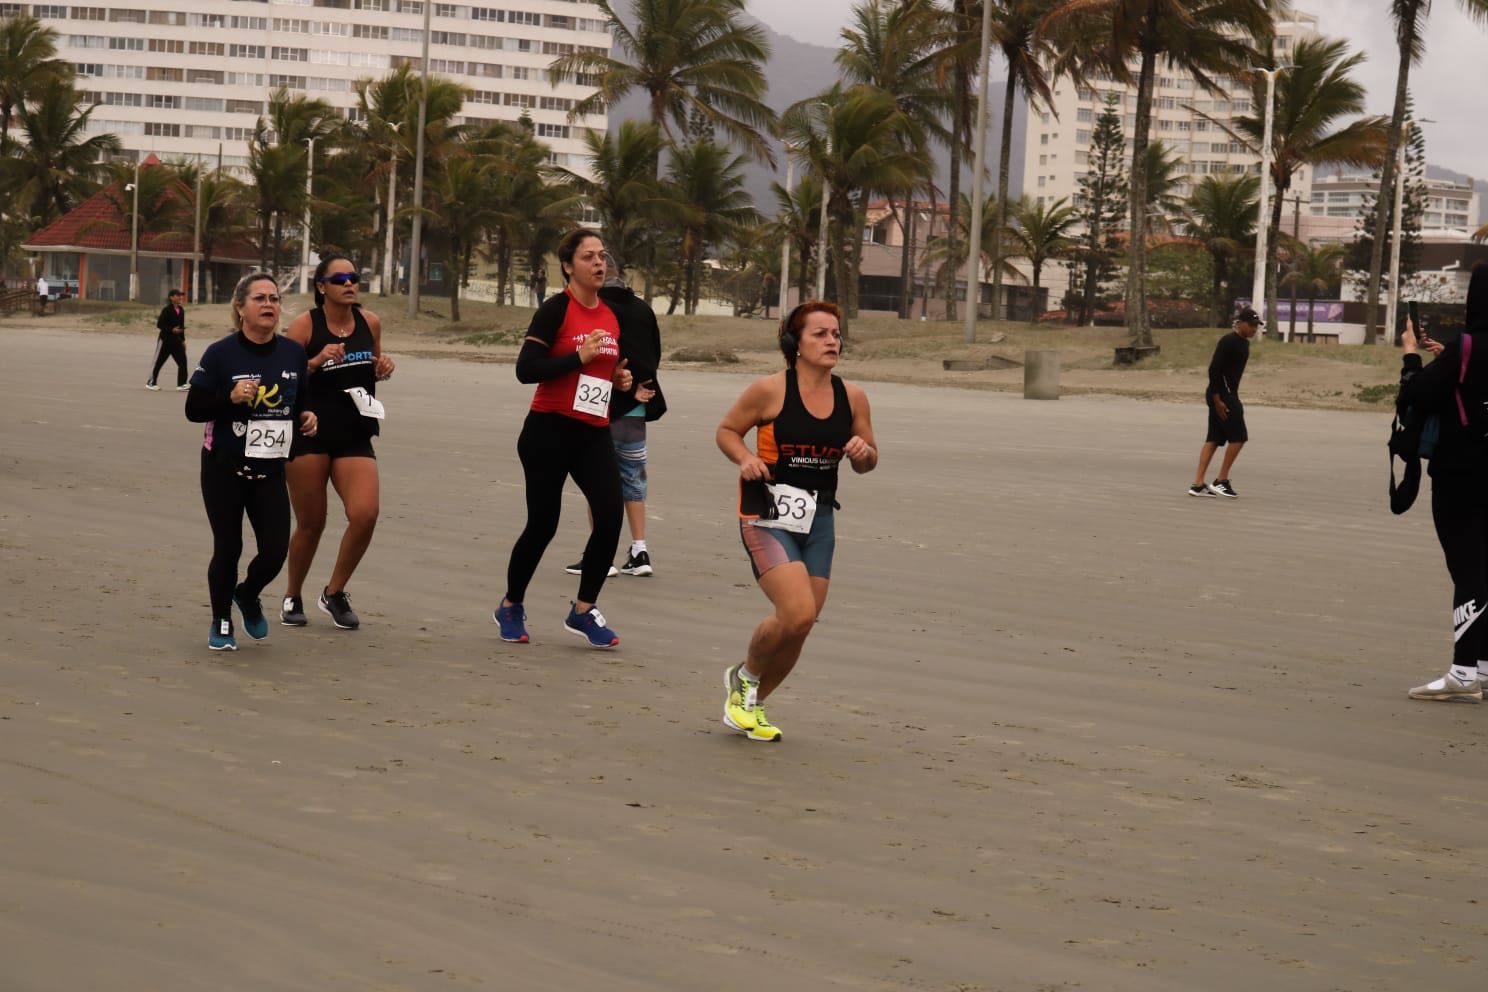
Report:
564,602,619,648
494,602,529,643
208,618,237,652
234,585,269,640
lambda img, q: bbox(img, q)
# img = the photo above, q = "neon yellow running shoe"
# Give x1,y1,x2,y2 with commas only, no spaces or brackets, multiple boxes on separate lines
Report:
746,704,781,743
723,664,757,732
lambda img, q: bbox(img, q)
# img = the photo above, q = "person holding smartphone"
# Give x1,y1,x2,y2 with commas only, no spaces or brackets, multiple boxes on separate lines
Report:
1188,306,1261,498
1402,264,1488,702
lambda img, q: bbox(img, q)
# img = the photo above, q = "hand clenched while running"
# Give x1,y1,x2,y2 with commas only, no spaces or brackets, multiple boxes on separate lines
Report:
299,411,318,437
844,435,876,468
375,354,396,380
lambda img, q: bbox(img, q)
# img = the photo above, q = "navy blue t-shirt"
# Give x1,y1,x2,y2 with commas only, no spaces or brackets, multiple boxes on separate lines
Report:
188,331,309,470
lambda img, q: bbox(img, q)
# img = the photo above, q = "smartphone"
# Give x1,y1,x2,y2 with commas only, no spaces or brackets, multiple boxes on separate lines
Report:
1408,300,1423,341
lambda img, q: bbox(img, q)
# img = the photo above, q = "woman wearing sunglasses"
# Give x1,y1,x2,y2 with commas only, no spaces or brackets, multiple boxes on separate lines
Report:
279,253,395,631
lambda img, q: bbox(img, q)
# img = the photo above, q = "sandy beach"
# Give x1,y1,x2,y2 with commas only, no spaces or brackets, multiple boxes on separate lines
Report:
1,322,1483,992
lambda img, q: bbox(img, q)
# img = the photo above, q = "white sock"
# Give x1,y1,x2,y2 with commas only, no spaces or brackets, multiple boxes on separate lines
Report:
738,665,760,684
631,540,647,554
1450,664,1479,684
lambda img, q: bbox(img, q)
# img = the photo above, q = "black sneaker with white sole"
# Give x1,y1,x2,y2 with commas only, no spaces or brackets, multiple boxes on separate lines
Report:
1188,484,1217,497
1207,479,1239,498
619,550,653,576
280,595,307,626
564,559,618,577
318,588,360,629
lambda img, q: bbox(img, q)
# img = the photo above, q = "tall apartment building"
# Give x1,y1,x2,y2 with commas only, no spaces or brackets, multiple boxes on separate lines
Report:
1021,11,1321,223
12,0,609,176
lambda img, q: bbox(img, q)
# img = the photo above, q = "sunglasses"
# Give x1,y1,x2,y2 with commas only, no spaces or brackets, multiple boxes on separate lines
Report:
322,272,360,286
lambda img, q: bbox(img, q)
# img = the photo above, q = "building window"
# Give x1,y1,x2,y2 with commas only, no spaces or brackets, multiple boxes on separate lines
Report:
144,122,181,137
536,123,569,139
70,5,106,18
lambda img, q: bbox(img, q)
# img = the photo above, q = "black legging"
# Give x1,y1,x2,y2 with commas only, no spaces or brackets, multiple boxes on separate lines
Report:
151,336,188,386
505,411,623,606
201,452,291,621
1431,474,1488,667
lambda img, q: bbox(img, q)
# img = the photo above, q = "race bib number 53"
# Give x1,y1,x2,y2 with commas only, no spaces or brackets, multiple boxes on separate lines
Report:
752,483,816,535
573,373,612,418
244,419,292,459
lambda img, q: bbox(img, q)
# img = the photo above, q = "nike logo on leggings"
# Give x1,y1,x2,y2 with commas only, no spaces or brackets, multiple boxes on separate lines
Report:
1453,600,1484,641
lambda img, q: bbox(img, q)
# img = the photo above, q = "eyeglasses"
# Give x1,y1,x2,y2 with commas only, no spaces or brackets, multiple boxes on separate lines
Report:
249,294,282,305
323,272,360,286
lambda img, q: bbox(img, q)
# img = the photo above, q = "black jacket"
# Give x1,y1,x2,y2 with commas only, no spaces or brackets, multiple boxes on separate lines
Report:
599,285,666,422
156,302,185,338
1399,264,1488,478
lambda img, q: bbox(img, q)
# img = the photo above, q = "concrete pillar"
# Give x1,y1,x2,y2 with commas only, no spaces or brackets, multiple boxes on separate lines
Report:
1024,350,1060,400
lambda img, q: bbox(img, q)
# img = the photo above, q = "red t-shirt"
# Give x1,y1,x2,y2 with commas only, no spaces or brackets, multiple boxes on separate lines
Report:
529,288,622,427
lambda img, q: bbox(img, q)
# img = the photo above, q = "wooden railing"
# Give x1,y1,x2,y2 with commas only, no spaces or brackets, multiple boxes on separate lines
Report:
0,288,36,315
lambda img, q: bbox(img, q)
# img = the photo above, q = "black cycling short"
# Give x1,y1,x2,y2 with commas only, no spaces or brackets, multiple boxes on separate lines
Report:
1206,397,1247,445
290,432,376,460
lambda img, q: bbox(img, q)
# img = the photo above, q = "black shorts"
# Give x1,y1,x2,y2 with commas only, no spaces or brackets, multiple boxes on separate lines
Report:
1205,397,1248,445
290,430,376,461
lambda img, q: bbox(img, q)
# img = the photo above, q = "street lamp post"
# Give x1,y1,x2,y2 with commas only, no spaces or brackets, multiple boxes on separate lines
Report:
812,104,831,302
382,121,402,298
126,156,140,302
406,0,433,318
299,136,316,296
192,155,203,304
1385,118,1431,343
962,0,994,343
778,141,796,317
1249,65,1288,340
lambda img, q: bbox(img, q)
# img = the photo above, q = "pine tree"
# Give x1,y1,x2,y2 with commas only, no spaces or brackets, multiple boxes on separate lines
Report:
1348,100,1424,300
1068,94,1128,325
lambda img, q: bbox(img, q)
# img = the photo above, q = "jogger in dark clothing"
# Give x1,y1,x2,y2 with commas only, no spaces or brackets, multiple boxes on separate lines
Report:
147,289,188,390
1402,263,1488,702
1189,307,1260,498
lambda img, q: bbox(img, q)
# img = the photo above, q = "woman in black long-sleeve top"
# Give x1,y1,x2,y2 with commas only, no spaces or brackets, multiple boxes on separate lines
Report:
1402,262,1488,702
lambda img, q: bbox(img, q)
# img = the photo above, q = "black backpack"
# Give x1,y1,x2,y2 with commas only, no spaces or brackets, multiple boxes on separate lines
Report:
1389,334,1471,514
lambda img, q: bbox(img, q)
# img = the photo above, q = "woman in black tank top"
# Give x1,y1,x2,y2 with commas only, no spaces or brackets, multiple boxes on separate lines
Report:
714,301,879,742
280,254,396,631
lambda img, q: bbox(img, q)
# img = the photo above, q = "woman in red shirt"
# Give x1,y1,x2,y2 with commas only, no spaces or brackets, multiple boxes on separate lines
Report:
495,229,633,648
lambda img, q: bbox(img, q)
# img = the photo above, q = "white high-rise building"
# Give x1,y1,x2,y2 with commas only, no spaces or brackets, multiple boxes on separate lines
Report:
17,0,609,176
1021,11,1321,221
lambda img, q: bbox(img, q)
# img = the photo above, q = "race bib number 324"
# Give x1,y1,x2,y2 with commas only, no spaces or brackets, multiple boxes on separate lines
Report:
572,373,612,418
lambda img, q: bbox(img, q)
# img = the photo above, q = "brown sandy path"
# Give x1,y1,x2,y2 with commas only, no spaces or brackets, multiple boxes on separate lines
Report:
1,325,1484,992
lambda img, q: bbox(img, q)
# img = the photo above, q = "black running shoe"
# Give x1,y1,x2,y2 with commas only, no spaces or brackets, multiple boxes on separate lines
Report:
1208,479,1239,498
619,550,653,576
233,585,269,640
565,559,618,577
280,595,307,626
1188,484,1217,498
318,588,360,629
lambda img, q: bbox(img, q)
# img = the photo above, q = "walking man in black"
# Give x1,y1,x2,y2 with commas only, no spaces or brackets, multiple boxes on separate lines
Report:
147,288,189,391
1189,306,1261,498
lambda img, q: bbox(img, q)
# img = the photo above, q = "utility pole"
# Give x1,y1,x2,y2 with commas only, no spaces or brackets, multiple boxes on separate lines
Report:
382,122,401,298
406,0,432,318
192,153,203,304
811,103,831,302
778,141,795,317
1287,194,1302,341
1248,65,1289,340
127,156,141,303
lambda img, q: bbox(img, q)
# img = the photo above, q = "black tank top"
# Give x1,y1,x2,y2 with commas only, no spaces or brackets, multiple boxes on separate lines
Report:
304,306,378,439
758,369,853,497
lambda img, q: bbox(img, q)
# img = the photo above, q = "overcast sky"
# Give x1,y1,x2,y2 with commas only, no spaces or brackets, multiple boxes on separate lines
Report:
746,0,1488,179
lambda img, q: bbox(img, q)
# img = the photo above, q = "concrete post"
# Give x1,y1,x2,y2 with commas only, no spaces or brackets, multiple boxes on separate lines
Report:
1024,350,1060,400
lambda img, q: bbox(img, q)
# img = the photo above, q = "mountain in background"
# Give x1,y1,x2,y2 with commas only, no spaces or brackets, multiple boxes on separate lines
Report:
607,15,1023,216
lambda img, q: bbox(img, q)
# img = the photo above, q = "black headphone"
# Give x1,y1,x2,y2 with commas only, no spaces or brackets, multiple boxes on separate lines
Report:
779,302,809,365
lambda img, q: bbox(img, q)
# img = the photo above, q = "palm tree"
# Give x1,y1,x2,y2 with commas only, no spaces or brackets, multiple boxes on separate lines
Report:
664,137,758,314
782,84,925,323
554,121,671,279
0,14,70,154
771,173,824,305
1,79,119,228
924,190,1021,298
475,119,580,304
837,0,949,317
986,1,1070,322
1365,0,1488,340
194,173,253,302
1224,37,1388,332
1044,0,1273,351
1181,173,1259,325
247,89,343,273
1006,195,1077,321
548,0,776,163
931,0,979,319
355,66,419,296
93,159,187,249
1141,140,1188,234
418,149,496,322
1281,242,1344,338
